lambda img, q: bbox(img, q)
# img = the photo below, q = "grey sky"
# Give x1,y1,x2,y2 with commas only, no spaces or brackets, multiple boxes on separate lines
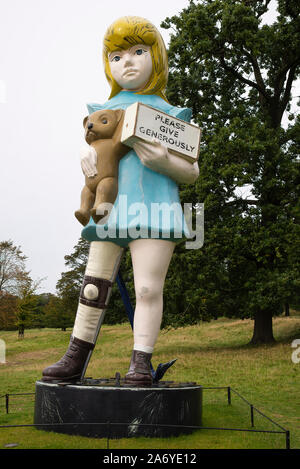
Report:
0,0,296,294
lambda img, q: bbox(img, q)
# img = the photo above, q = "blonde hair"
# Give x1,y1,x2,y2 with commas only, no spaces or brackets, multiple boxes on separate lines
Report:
103,16,169,101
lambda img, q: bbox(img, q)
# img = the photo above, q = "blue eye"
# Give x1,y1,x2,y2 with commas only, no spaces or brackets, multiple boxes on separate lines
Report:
112,56,121,62
135,49,144,55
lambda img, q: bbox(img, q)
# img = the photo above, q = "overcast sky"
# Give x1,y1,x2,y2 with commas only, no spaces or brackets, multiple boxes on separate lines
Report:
0,0,296,294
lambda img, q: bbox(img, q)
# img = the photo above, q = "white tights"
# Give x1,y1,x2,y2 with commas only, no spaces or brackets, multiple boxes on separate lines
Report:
72,239,175,353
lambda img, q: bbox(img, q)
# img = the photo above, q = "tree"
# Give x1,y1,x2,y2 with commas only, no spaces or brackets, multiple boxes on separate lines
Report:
43,295,71,331
0,240,30,296
29,293,52,329
0,240,38,334
15,277,43,338
0,292,18,330
161,0,300,343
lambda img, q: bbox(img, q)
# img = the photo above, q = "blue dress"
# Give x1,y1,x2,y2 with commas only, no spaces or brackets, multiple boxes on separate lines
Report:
81,91,192,248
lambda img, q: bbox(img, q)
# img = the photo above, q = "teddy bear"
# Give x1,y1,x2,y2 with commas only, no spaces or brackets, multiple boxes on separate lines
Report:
75,109,128,226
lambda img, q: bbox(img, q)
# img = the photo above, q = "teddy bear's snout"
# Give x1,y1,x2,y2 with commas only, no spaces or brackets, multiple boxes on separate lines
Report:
87,123,93,130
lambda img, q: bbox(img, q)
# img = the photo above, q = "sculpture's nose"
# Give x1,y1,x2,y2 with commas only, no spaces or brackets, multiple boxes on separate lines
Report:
87,123,93,130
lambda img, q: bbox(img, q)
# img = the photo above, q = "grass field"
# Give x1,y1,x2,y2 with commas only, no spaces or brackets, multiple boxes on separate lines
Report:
0,313,299,449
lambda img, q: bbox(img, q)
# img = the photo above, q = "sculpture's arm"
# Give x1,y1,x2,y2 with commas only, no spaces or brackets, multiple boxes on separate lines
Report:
133,139,199,184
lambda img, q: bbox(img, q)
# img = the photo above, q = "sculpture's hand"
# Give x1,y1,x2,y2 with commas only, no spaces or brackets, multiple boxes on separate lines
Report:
80,146,98,177
133,138,199,184
133,138,169,172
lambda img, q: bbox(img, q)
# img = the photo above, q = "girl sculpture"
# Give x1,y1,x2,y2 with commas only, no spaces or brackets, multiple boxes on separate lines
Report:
42,16,199,386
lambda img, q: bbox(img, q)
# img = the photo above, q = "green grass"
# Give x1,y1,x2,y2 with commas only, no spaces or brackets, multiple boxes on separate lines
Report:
0,313,299,449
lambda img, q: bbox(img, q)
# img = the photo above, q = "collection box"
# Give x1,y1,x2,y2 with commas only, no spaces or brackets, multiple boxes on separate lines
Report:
121,102,201,163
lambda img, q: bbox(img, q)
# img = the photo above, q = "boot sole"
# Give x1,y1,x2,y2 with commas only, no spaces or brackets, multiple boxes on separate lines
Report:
124,379,153,387
42,374,81,383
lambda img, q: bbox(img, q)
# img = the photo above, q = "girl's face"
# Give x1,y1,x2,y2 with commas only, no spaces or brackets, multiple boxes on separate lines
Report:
108,44,153,91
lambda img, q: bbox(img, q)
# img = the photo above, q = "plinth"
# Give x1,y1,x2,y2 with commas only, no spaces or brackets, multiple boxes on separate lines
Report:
34,378,202,438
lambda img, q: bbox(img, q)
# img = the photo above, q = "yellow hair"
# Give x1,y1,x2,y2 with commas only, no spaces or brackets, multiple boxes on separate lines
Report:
103,16,169,101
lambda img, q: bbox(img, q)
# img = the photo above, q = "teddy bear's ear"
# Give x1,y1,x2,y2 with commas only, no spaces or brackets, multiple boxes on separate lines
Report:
115,109,124,123
83,116,89,128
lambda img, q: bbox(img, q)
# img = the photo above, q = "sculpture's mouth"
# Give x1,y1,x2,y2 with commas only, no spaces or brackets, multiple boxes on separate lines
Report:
86,130,97,143
86,129,96,137
123,68,138,77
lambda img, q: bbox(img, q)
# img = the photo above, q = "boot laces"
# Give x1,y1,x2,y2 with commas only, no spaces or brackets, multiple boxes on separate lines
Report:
136,351,149,366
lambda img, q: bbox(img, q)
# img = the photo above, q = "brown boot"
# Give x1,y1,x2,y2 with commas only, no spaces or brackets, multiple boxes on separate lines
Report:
124,350,153,386
42,336,94,382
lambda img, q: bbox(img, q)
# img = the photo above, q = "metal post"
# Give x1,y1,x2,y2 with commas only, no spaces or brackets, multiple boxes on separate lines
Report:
286,430,290,450
250,404,254,427
106,421,110,449
227,387,231,405
5,394,9,414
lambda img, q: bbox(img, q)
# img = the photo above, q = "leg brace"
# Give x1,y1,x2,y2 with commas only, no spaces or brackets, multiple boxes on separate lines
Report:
80,275,113,309
72,241,123,344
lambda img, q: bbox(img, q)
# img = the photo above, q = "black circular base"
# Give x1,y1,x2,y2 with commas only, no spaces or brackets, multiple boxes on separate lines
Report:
34,378,202,438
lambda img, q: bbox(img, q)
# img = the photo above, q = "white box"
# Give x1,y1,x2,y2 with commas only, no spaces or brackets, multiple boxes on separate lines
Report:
121,102,201,163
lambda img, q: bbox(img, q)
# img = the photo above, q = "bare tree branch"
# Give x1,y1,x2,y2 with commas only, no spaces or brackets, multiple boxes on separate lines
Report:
279,63,298,118
274,56,300,101
219,54,269,102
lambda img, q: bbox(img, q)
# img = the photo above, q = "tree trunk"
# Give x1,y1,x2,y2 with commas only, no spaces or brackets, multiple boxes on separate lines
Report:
284,303,290,317
250,310,275,344
18,324,24,339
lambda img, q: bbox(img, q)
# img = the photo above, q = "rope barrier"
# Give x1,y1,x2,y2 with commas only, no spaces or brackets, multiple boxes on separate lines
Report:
0,386,291,449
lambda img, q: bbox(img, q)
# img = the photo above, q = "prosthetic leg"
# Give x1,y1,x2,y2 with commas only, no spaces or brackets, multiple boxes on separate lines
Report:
42,241,123,382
